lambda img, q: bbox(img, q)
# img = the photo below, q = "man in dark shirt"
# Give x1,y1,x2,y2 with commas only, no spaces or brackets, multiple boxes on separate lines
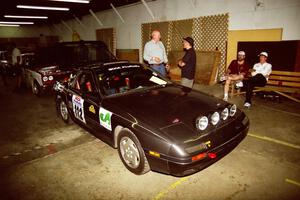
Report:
178,37,196,88
222,51,250,101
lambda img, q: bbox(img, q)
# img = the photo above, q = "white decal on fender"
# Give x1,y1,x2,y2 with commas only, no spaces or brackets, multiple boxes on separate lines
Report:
72,95,86,123
99,107,112,131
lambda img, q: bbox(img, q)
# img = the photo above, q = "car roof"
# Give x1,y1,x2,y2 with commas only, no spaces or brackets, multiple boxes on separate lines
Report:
80,61,142,71
21,53,35,56
56,41,108,47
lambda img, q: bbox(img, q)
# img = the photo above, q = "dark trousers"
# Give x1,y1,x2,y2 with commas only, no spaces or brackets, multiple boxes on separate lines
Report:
0,66,8,86
243,74,267,103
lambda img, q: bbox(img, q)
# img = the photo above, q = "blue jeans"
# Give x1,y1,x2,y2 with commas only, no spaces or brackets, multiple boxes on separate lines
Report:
151,64,166,77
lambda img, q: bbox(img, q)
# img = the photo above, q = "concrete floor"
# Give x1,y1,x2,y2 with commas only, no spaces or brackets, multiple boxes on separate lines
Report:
0,79,300,200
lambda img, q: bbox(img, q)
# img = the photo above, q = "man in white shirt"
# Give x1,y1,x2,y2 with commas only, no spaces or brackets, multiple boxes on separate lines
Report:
143,30,168,77
12,43,22,91
244,52,272,108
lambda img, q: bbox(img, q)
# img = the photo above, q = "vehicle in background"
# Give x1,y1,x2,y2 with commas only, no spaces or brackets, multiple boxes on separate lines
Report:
54,61,249,176
21,52,35,87
0,50,13,78
22,51,72,95
24,41,117,96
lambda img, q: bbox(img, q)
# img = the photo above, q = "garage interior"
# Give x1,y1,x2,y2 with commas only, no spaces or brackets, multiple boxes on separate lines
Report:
0,0,300,199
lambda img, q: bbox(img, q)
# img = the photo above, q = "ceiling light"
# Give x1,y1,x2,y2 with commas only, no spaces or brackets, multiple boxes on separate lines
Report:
0,21,34,25
49,0,90,3
17,5,69,11
0,24,20,27
4,15,48,19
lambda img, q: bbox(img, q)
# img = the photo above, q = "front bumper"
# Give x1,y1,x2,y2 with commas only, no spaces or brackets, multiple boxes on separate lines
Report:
168,126,248,176
146,124,249,176
36,82,56,93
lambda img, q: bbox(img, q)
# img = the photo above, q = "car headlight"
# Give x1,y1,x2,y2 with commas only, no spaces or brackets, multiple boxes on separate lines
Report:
221,108,229,120
196,116,208,131
42,76,48,82
48,76,54,81
211,112,220,125
230,104,237,116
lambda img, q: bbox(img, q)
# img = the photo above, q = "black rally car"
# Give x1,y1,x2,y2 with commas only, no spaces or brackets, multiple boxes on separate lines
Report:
54,61,249,176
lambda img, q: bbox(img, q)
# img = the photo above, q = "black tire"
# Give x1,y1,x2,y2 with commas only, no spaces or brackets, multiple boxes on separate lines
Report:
117,128,150,175
57,98,71,124
32,81,41,96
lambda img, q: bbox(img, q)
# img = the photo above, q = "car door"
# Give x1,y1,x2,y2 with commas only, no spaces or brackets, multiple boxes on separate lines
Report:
24,64,35,88
23,55,35,87
80,72,101,130
66,71,89,126
82,71,115,143
68,70,113,142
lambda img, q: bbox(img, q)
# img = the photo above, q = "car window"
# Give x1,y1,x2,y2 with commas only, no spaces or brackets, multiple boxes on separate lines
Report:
36,43,116,67
71,71,98,98
97,64,169,97
22,55,36,68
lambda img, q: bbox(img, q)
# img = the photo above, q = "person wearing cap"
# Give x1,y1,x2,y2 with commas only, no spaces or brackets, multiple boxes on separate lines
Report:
178,37,196,88
222,51,250,101
143,30,168,77
243,51,272,108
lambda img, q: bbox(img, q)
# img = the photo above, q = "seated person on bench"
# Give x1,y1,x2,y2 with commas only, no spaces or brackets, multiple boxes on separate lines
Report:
243,52,272,108
222,51,250,101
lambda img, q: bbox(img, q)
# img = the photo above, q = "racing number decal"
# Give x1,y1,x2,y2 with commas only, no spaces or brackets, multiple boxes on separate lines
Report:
72,95,86,123
99,107,112,131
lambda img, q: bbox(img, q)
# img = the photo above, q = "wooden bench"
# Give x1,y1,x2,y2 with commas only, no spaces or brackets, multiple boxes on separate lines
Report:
255,70,300,103
229,81,241,97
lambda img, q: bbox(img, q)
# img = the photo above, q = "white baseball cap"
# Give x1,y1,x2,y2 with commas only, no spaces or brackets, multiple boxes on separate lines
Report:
259,52,268,57
238,51,245,56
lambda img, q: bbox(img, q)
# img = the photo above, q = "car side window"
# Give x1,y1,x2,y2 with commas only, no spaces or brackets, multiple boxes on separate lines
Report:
69,72,81,90
72,71,98,98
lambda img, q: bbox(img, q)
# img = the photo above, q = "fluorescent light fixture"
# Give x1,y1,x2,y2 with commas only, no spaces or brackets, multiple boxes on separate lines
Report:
49,0,90,3
4,15,48,19
0,24,20,27
0,21,34,25
17,5,69,11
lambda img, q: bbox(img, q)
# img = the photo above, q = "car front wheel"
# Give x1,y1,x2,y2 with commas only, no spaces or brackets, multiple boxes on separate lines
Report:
117,128,150,175
58,99,70,124
32,81,40,96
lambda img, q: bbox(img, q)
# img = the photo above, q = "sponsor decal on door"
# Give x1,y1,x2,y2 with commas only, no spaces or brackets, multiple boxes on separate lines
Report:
72,95,86,123
89,105,96,114
99,107,112,131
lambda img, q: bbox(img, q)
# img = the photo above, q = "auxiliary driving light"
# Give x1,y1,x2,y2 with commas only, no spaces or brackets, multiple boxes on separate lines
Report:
196,116,209,131
211,112,220,125
221,108,229,120
230,104,237,116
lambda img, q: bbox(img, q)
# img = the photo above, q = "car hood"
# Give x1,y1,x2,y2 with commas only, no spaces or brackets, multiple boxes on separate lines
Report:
34,65,73,76
38,65,58,73
106,85,227,136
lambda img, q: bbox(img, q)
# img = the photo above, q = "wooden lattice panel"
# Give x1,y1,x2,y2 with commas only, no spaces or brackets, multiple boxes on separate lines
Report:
141,23,151,55
192,18,201,50
198,13,229,77
169,19,194,51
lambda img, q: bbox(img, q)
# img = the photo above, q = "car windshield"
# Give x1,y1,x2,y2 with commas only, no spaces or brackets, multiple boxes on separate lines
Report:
97,64,170,96
35,42,116,67
21,54,36,67
0,51,9,61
